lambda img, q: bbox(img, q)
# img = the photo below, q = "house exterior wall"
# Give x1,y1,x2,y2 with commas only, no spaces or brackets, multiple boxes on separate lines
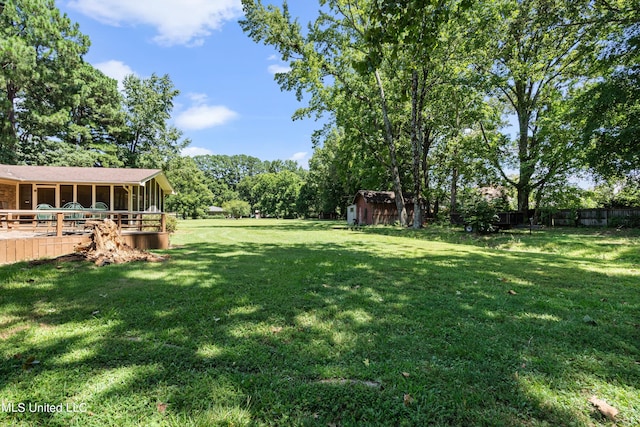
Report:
0,183,16,209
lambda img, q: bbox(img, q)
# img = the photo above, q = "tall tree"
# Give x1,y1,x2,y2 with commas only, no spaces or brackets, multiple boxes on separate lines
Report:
0,0,90,163
242,1,475,227
243,170,303,218
165,156,213,219
118,73,187,168
474,0,599,212
241,0,412,225
364,0,470,226
18,63,124,166
62,64,125,166
577,1,639,178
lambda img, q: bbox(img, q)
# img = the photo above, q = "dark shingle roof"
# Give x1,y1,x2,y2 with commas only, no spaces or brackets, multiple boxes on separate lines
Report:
0,164,173,193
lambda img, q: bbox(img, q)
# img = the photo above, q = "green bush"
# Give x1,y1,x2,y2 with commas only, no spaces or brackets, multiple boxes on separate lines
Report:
222,199,251,218
460,195,500,233
141,214,178,233
165,214,178,233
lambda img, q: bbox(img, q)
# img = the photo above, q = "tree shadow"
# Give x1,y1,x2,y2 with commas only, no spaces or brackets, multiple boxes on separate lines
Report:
0,229,638,426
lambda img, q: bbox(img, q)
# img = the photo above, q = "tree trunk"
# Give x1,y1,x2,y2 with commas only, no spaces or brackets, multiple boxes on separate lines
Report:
410,70,422,229
517,185,530,213
1,82,19,163
451,165,459,213
422,128,432,219
374,69,407,226
515,83,533,214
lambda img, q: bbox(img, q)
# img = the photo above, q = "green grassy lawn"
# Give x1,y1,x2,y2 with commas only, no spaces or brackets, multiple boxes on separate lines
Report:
1,219,638,426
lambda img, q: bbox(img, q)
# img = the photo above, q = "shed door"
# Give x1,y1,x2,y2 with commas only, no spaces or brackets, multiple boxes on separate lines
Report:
347,205,357,225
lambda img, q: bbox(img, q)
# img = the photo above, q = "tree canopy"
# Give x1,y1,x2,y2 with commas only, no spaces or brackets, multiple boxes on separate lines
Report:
242,0,640,220
1,0,90,163
0,0,188,169
1,0,638,221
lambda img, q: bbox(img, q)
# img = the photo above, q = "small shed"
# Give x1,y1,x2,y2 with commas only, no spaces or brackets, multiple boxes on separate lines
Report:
0,164,174,212
351,190,416,225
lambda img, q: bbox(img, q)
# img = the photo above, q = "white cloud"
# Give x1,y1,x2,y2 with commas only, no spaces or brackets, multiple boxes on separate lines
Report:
175,104,238,131
268,64,292,74
182,146,214,157
186,92,209,105
94,60,136,90
289,152,308,162
67,0,242,46
289,151,309,168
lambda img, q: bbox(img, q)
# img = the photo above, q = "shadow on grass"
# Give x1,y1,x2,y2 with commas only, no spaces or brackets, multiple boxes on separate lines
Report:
0,229,638,426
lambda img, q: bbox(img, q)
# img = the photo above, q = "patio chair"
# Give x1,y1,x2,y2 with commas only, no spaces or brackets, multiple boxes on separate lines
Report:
62,202,86,225
36,203,54,221
91,202,109,219
35,203,55,232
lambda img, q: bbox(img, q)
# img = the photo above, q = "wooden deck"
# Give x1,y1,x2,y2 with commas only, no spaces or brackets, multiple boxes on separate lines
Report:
0,210,169,265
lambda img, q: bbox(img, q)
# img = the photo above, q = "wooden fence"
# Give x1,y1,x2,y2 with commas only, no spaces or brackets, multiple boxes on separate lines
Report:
548,208,640,227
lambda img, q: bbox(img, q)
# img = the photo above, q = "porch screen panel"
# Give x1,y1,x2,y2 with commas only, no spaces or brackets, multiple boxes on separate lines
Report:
36,187,55,207
132,188,139,211
114,186,128,210
152,180,157,210
60,185,73,206
77,185,92,208
145,181,151,210
152,180,159,211
96,186,110,209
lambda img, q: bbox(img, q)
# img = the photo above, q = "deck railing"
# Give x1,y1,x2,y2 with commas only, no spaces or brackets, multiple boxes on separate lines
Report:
0,209,166,237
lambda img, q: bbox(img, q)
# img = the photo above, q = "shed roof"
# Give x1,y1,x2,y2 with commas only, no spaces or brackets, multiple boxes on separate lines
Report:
355,190,396,204
354,190,414,204
0,164,174,193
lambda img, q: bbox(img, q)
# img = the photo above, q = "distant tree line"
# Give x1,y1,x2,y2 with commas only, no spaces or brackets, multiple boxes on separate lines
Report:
187,154,311,219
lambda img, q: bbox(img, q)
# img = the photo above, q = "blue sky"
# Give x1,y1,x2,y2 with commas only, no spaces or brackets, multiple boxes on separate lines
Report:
57,1,324,167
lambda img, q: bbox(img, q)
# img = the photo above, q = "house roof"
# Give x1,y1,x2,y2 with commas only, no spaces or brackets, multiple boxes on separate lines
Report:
0,164,174,193
354,190,415,204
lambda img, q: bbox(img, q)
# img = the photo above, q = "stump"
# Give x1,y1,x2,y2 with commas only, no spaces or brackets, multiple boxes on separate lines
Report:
76,219,165,266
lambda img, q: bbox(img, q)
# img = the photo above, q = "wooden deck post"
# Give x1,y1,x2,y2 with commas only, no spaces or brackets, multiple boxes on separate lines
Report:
56,213,64,237
160,213,166,232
